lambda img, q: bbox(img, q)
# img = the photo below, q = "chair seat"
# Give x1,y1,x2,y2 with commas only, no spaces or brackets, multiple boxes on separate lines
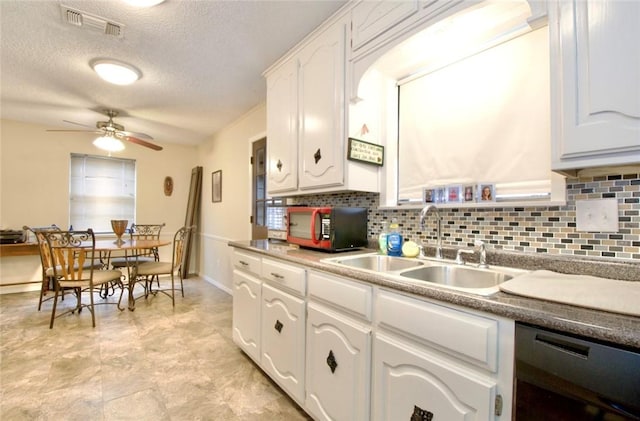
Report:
136,261,173,276
45,261,103,277
58,269,122,288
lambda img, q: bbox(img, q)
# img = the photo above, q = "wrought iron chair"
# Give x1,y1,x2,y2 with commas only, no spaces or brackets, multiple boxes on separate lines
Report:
109,223,165,274
45,229,123,328
24,225,61,310
130,225,194,307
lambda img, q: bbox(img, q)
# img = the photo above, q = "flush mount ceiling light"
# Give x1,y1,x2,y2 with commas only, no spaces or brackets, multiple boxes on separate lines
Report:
93,132,125,152
91,59,141,85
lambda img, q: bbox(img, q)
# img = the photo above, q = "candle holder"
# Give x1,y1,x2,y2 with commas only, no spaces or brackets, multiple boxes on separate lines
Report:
111,219,128,245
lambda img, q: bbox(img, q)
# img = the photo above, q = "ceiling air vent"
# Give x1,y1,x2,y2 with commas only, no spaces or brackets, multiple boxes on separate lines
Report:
60,5,124,38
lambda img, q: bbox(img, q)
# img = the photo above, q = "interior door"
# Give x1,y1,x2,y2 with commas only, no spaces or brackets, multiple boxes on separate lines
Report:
252,138,268,240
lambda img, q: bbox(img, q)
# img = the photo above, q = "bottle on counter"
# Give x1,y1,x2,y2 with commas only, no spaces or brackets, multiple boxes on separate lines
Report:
378,221,388,255
387,219,403,257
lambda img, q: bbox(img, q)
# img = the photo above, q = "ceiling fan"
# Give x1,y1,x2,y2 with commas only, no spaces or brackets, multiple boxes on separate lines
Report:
47,109,163,151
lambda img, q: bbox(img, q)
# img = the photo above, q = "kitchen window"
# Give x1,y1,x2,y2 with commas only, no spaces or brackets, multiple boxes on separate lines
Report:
69,153,136,232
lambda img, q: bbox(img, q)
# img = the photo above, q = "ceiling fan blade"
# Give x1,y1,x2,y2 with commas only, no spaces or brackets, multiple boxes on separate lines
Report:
62,119,95,129
119,130,153,141
46,129,100,133
119,134,163,151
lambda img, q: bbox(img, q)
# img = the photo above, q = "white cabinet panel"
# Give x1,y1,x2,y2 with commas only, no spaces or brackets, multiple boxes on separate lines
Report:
232,250,262,277
267,59,299,193
351,0,419,52
262,257,306,295
308,271,372,321
373,333,496,421
232,269,261,362
306,302,371,421
298,21,347,190
261,283,306,403
551,0,640,170
377,290,498,372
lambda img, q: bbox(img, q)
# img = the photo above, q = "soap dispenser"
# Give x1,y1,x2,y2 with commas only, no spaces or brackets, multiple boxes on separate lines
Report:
387,219,403,257
378,221,388,255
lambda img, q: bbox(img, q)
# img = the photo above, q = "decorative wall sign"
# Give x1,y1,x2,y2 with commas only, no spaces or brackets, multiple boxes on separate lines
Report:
347,137,384,166
163,176,173,196
212,170,222,203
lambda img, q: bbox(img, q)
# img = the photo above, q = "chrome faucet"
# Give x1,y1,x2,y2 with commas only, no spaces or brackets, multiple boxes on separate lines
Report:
475,240,488,268
419,204,443,259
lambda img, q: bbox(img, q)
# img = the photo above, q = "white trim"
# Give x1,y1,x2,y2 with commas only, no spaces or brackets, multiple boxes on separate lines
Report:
202,275,232,295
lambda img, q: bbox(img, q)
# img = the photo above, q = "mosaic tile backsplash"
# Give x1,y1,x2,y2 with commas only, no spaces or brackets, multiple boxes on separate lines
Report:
290,173,640,262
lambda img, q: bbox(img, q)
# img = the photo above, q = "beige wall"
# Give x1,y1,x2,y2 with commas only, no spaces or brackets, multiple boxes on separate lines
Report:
196,103,266,293
0,118,199,292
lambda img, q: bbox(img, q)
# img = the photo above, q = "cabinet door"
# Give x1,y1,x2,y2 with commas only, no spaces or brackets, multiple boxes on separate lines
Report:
373,333,497,421
298,20,347,190
232,269,261,362
261,283,306,403
551,0,640,170
267,59,299,194
306,303,371,421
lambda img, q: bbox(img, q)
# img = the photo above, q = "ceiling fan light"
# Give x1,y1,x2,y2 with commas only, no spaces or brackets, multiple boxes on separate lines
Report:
91,59,141,85
93,134,125,152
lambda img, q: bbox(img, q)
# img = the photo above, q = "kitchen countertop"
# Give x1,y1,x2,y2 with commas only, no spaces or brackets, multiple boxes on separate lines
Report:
229,239,640,349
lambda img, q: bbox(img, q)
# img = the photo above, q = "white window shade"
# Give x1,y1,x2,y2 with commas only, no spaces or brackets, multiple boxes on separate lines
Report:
70,154,136,232
398,27,555,202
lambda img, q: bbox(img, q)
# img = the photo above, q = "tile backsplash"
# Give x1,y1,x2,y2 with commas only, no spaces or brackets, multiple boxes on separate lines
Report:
289,173,640,261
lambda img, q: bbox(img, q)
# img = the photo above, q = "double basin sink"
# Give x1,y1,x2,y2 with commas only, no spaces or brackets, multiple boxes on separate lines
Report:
322,253,528,296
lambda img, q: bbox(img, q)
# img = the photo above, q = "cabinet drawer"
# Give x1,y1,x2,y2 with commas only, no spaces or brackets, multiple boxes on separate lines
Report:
376,290,498,372
262,258,306,295
232,250,261,276
308,271,372,321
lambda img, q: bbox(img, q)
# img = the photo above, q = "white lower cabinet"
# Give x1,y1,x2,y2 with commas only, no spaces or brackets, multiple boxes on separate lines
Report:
261,282,306,404
232,268,262,363
373,332,496,421
231,250,262,363
230,249,514,421
305,302,371,421
373,289,514,421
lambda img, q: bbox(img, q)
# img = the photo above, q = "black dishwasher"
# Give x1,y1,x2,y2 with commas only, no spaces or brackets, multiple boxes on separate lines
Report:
514,323,640,420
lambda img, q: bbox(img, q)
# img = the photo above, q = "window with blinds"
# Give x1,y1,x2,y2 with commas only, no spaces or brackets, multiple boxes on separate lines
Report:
69,153,136,232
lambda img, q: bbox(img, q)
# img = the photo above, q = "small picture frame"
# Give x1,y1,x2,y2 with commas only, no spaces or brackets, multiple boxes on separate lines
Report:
212,170,222,203
463,185,475,202
478,183,495,202
446,185,463,203
434,187,447,203
423,188,435,203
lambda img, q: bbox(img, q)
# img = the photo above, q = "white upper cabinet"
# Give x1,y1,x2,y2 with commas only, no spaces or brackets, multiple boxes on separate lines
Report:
265,13,380,197
266,59,298,194
550,0,640,171
298,20,347,190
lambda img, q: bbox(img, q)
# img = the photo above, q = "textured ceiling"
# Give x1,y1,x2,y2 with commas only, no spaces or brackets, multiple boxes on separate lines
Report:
0,0,347,148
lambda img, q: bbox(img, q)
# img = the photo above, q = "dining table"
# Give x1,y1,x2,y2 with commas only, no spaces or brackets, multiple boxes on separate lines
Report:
93,238,171,310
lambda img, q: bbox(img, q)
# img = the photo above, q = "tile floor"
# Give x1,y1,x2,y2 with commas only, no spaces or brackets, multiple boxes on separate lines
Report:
0,278,311,420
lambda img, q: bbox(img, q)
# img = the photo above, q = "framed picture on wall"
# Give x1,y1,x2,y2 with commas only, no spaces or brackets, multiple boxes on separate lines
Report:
212,170,222,203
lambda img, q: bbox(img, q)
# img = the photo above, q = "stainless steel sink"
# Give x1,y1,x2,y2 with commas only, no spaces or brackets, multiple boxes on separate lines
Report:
325,254,424,272
399,265,513,289
322,252,529,296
